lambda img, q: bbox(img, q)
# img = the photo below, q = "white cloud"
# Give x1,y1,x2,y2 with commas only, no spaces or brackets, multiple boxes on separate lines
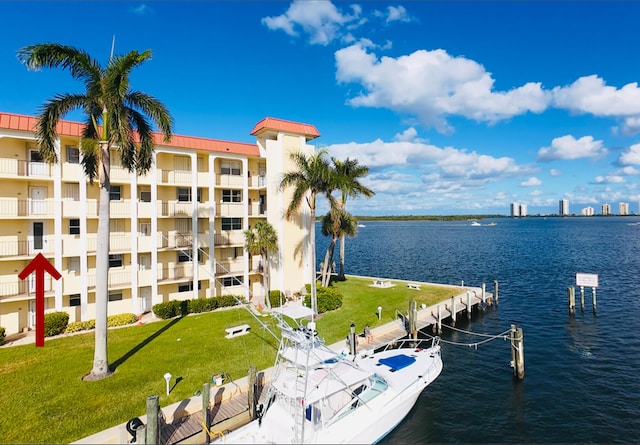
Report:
618,143,640,166
594,175,625,184
131,3,151,15
549,169,562,176
521,177,541,187
261,0,363,46
393,127,425,142
384,5,413,24
335,42,550,134
552,75,640,116
537,135,607,162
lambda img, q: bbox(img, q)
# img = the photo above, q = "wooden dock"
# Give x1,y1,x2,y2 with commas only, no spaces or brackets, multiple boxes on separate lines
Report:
161,383,268,444
161,287,493,444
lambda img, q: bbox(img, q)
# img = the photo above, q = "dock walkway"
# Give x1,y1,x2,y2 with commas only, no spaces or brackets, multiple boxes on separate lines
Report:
73,281,493,445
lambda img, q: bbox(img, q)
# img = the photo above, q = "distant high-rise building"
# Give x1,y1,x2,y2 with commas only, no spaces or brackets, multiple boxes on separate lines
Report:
559,199,569,216
602,204,611,216
619,202,629,215
581,206,594,216
510,202,528,217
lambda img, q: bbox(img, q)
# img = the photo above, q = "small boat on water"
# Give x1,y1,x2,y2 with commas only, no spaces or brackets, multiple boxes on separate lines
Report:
221,306,443,444
357,223,366,228
487,222,497,226
471,221,482,226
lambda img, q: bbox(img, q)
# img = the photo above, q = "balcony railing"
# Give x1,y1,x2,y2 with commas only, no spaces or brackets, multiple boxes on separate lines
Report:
0,237,56,257
0,158,53,178
214,232,245,246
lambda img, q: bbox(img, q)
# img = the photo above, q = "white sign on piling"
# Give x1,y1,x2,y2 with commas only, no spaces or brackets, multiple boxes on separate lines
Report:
576,273,598,288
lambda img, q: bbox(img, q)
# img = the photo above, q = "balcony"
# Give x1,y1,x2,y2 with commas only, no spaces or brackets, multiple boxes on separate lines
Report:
0,158,53,179
0,198,55,217
216,174,244,188
158,201,209,218
214,232,245,246
248,175,266,189
158,169,192,185
216,260,245,276
216,202,244,217
0,236,55,258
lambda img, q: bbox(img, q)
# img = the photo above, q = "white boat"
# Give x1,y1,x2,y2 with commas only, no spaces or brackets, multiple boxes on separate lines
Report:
470,221,482,226
221,306,443,444
357,223,366,228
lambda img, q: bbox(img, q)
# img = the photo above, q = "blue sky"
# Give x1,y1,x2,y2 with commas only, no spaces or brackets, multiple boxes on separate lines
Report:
3,1,640,216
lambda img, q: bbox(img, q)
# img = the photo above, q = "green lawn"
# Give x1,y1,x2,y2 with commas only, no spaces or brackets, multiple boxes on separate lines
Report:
0,276,459,443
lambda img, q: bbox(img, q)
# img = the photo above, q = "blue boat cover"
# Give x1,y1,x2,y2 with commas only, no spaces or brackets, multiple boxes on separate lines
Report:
379,354,415,371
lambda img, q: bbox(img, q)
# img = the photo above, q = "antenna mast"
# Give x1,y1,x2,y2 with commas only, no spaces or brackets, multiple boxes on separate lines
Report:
110,35,115,60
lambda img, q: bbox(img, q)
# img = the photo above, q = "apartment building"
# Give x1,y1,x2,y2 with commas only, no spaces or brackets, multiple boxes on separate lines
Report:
0,112,319,336
619,202,629,216
559,199,569,216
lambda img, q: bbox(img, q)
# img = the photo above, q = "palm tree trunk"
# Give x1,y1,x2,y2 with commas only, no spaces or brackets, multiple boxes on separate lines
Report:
309,208,317,316
87,141,111,379
262,248,271,309
321,240,333,287
339,234,346,279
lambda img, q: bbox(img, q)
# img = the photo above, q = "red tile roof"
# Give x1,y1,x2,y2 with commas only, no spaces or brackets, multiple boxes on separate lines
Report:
0,111,259,156
250,117,320,140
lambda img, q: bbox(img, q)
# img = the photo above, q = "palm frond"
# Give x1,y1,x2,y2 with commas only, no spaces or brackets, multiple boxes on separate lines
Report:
17,43,99,81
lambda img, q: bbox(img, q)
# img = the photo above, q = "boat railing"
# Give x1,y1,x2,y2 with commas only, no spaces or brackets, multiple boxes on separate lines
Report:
379,336,440,352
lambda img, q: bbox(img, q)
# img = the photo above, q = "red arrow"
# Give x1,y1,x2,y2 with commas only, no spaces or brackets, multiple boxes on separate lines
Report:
18,253,61,347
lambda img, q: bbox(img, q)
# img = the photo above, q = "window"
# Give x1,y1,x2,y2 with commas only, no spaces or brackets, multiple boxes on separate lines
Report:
221,161,241,175
68,257,80,274
108,291,123,302
140,189,151,202
221,217,242,230
69,219,80,235
138,253,151,270
178,281,202,293
139,222,151,236
66,146,80,164
64,183,79,201
110,185,121,201
69,294,81,307
175,218,190,233
110,219,125,234
177,188,191,202
109,254,123,268
222,276,243,287
178,251,191,263
222,189,242,203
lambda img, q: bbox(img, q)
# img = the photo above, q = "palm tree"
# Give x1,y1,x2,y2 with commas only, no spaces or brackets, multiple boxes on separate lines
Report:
244,220,278,309
280,149,337,316
18,43,173,380
332,158,374,279
320,208,357,287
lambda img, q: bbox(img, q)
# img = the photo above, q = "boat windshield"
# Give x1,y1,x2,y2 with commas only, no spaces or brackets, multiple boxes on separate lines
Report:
325,374,387,425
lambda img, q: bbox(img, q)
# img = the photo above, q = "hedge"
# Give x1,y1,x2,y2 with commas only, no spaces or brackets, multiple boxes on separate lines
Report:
269,290,284,308
64,314,136,334
44,312,69,337
0,327,5,346
303,286,343,314
152,295,244,320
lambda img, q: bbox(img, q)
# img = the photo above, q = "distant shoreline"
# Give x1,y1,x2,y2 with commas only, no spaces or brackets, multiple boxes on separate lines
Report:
349,214,639,221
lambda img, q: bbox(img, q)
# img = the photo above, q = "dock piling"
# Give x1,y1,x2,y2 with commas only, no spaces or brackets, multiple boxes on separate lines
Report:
466,291,471,319
437,305,442,334
451,297,456,325
248,366,257,421
568,286,576,315
202,383,211,444
145,395,160,445
592,287,597,314
510,324,525,380
494,280,499,304
580,286,585,312
409,300,418,339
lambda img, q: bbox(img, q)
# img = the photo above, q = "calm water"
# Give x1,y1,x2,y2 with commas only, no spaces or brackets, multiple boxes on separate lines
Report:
316,217,640,444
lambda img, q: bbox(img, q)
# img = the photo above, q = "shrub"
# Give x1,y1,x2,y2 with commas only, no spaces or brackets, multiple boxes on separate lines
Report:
65,320,94,334
152,300,188,320
269,290,283,308
0,327,5,346
217,294,242,308
44,311,69,337
303,287,343,314
108,313,137,327
188,298,211,314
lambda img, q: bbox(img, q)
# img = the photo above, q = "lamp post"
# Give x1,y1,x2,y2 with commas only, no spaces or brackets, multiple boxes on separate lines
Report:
377,306,382,320
164,372,172,396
